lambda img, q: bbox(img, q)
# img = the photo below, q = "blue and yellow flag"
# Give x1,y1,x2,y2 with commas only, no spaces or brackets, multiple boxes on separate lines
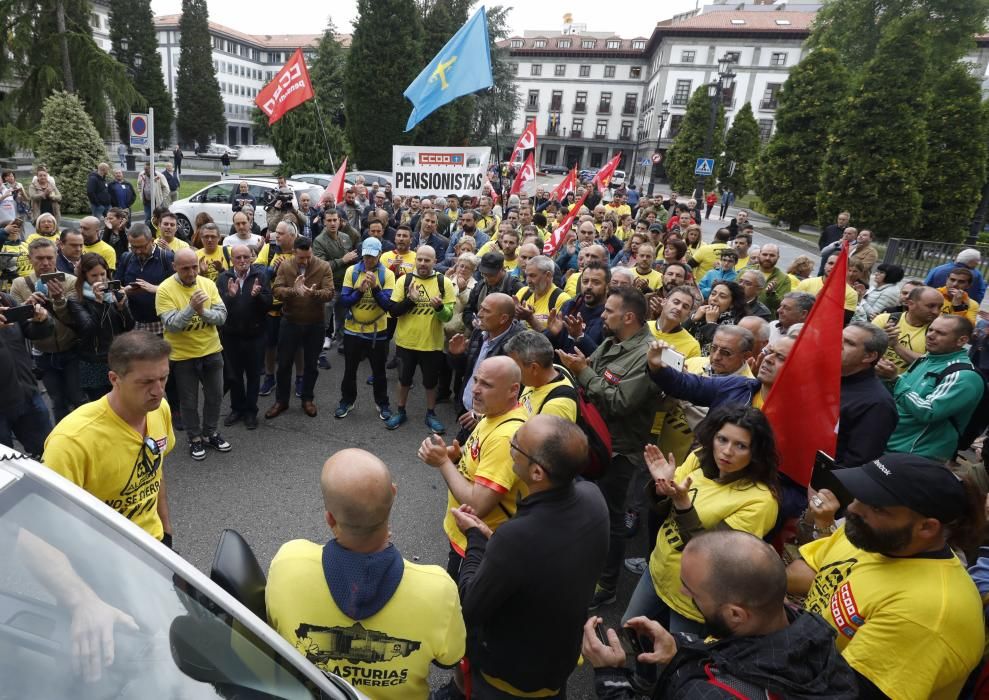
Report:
403,7,493,131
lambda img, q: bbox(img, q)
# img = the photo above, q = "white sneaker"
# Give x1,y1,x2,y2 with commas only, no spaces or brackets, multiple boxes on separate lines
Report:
322,337,331,350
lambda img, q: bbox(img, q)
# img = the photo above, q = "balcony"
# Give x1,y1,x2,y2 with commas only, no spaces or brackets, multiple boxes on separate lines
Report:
573,103,586,113
546,126,560,136
671,98,688,107
525,102,539,112
597,105,612,114
594,132,608,140
570,130,583,139
759,99,778,111
618,134,631,141
549,100,563,112
621,104,637,116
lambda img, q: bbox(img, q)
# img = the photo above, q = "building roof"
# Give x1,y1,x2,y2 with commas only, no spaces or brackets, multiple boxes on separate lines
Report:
662,10,813,33
153,14,351,49
499,33,649,56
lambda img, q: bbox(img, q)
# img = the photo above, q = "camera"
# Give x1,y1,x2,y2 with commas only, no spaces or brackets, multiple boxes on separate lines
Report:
262,189,295,210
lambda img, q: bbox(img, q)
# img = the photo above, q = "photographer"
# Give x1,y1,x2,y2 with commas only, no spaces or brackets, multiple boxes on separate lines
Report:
264,176,302,233
0,218,31,292
0,288,53,456
1,169,29,225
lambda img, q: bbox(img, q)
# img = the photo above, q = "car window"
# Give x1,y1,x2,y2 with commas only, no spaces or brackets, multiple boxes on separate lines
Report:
248,184,273,201
203,183,236,203
297,187,323,207
0,477,336,699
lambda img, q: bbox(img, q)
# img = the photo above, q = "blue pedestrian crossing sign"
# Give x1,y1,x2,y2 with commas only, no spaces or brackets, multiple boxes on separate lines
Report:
694,158,715,177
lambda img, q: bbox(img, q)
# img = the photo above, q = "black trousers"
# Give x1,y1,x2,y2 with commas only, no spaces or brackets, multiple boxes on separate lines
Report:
276,322,323,403
340,334,389,407
223,333,265,415
594,454,635,591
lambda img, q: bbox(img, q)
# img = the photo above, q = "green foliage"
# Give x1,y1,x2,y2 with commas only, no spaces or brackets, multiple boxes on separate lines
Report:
175,0,224,148
468,5,518,148
35,91,105,212
665,86,726,195
718,102,760,196
917,64,987,242
345,0,424,169
109,0,174,149
817,13,931,239
414,0,473,146
754,48,849,229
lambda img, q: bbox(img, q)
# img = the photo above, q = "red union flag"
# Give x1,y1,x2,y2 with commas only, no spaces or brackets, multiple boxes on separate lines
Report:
592,153,623,190
510,120,537,164
548,166,576,202
255,48,315,125
544,191,588,257
510,153,536,196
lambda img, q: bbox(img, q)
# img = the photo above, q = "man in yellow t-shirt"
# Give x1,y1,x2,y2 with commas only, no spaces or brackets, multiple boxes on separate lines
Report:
195,223,231,282
515,254,570,330
267,448,465,700
155,248,229,461
872,285,942,375
79,215,117,272
506,330,578,422
689,228,731,278
789,454,984,700
796,252,859,313
563,245,609,298
418,356,528,579
43,330,175,543
631,243,663,293
938,266,978,323
154,211,189,253
380,225,416,278
646,288,701,437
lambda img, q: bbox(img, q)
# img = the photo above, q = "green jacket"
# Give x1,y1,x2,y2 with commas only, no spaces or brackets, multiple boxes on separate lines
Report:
887,349,985,461
577,324,661,465
313,230,356,286
758,266,791,315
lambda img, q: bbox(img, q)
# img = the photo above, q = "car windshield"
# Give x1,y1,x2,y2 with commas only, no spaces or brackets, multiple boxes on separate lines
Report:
0,469,326,699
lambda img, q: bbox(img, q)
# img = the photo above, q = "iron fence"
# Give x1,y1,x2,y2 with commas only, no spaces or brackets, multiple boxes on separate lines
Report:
882,238,989,282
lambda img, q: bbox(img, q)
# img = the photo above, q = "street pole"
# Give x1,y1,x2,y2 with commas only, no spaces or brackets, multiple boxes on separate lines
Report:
695,88,717,204
149,107,157,217
650,101,670,196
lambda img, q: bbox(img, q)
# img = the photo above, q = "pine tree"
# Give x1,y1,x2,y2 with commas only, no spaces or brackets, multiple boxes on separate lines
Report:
109,0,174,150
718,102,760,196
415,0,472,146
35,91,106,212
664,86,726,195
175,0,224,149
754,49,849,230
817,13,931,238
917,63,987,242
469,5,518,148
345,0,424,169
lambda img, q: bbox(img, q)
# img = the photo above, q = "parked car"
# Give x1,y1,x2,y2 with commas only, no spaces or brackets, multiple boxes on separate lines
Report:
578,168,599,182
0,450,360,699
195,143,241,159
610,169,626,187
290,172,394,190
540,164,569,175
170,178,323,238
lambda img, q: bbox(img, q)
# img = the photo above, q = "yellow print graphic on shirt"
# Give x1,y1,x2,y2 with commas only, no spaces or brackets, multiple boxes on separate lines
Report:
295,621,418,688
103,437,164,522
408,282,437,316
659,485,699,552
182,313,209,332
803,557,862,638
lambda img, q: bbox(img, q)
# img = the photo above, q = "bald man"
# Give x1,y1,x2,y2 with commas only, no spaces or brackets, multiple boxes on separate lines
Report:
266,449,465,698
419,356,529,580
79,214,117,272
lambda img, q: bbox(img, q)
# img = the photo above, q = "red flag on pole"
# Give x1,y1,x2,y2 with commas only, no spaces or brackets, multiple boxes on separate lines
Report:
592,153,623,191
510,119,537,165
543,192,589,257
762,244,848,486
326,157,348,207
548,166,576,202
255,48,315,125
510,153,536,196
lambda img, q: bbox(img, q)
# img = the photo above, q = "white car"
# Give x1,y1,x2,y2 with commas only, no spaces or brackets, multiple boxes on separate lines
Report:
610,170,626,187
170,178,323,239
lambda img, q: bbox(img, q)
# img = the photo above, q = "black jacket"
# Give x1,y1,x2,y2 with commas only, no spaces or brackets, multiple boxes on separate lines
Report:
818,223,846,251
0,292,53,417
460,481,609,693
463,273,523,329
66,296,135,363
217,265,273,336
595,608,858,700
86,171,110,207
449,321,524,380
544,296,604,355
836,368,897,467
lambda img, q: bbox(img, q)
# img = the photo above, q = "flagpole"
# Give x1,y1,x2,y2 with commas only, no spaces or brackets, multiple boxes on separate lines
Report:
312,99,336,173
490,89,504,197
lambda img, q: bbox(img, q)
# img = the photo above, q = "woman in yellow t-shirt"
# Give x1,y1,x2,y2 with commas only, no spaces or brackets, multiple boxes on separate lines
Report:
622,404,780,644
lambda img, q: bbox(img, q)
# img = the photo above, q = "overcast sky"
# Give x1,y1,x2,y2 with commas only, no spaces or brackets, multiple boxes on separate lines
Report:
148,0,704,38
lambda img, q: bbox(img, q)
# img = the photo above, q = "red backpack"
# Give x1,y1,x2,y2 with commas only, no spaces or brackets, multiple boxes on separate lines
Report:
539,366,613,479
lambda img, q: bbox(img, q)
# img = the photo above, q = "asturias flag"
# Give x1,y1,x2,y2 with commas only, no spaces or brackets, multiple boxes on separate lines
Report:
255,48,315,125
403,7,493,131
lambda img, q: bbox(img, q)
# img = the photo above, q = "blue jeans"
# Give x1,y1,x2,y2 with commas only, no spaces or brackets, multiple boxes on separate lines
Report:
91,204,108,218
0,392,53,457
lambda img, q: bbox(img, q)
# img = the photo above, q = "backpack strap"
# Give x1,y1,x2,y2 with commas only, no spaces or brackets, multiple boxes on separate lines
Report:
540,383,579,417
477,416,526,520
548,287,563,310
928,362,985,435
222,245,231,268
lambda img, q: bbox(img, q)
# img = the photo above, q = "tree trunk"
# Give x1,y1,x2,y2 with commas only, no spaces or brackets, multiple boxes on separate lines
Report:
55,0,75,93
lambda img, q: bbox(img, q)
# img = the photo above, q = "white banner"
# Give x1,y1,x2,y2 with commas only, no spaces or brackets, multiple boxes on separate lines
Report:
392,146,491,197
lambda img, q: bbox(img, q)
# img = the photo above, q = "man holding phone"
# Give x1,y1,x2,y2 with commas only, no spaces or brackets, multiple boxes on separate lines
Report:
0,289,53,456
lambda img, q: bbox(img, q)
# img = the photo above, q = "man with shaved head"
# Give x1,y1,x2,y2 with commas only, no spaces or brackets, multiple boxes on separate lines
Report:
266,448,466,698
79,215,117,273
419,356,529,581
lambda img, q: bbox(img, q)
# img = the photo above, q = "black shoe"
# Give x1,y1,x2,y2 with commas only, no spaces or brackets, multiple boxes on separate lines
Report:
223,411,243,427
386,356,399,370
429,678,465,700
173,414,185,431
588,584,617,611
244,413,258,430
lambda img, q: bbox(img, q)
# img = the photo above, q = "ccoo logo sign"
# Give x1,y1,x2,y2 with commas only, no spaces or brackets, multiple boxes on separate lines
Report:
419,153,465,166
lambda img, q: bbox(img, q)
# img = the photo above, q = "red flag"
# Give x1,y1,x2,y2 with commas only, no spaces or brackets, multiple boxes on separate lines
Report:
510,119,537,165
549,166,576,202
255,48,315,125
543,192,589,257
592,153,623,191
326,157,348,206
762,244,847,485
510,153,536,196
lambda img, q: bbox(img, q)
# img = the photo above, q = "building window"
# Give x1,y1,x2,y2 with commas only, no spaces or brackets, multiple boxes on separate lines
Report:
595,120,608,138
606,40,620,49
574,91,587,113
771,52,787,66
630,66,642,79
554,64,566,77
530,64,542,76
632,40,645,49
582,39,595,49
510,39,523,48
620,121,633,139
590,152,603,168
758,119,774,142
90,13,100,29
545,148,559,165
724,51,741,64
668,114,684,138
526,90,539,110
550,90,563,111
604,65,616,78
598,92,612,113
571,118,584,137
622,93,637,114
534,39,546,48
760,83,782,110
579,65,591,77
681,50,695,63
511,62,519,75
672,79,692,106
730,18,745,25
558,39,571,48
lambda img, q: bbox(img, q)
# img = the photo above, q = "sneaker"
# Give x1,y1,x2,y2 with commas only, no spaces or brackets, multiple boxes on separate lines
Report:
385,409,407,430
624,509,640,538
244,413,258,430
425,413,445,434
366,375,375,385
205,432,232,452
588,584,617,611
386,355,399,370
318,353,331,370
322,337,331,350
259,374,275,396
189,440,206,461
294,376,303,398
334,401,356,419
624,557,648,576
378,405,392,421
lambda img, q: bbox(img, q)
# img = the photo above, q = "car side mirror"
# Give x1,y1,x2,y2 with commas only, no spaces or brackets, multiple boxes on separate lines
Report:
210,529,267,620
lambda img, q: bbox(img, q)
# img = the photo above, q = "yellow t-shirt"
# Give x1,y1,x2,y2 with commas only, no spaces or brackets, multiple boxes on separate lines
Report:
196,246,231,282
155,275,223,361
84,239,117,272
265,540,465,699
799,527,984,700
564,271,581,298
938,290,978,324
257,243,294,315
25,232,59,246
650,452,778,622
795,275,859,312
519,370,577,423
162,236,189,252
443,407,529,554
691,243,729,278
42,396,174,539
343,263,397,336
477,240,499,257
607,203,632,219
647,324,702,435
632,267,664,291
735,256,750,271
872,312,928,374
380,250,416,278
391,273,456,352
515,286,571,328
1,240,31,288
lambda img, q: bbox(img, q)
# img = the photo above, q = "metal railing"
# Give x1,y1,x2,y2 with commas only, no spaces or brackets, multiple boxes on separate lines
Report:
882,238,989,281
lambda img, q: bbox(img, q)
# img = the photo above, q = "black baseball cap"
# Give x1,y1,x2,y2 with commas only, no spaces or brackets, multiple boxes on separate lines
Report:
834,453,968,523
478,251,505,275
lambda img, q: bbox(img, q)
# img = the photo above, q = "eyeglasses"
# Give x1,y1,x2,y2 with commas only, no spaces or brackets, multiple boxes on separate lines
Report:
509,438,538,465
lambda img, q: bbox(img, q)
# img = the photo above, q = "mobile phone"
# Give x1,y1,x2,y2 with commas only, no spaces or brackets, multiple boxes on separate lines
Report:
2,304,35,323
661,346,685,372
40,272,65,283
622,627,644,656
595,623,610,647
106,280,122,291
810,450,853,512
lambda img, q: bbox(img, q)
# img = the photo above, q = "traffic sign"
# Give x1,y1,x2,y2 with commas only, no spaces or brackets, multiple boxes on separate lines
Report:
694,158,715,177
652,152,663,164
129,113,150,148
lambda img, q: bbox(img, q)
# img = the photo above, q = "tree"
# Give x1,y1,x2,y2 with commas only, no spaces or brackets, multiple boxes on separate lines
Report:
414,0,473,146
468,5,518,149
754,49,849,230
35,91,105,212
175,0,224,149
664,86,726,195
109,0,174,150
718,102,760,196
917,64,987,242
817,13,931,239
252,24,348,175
345,0,424,169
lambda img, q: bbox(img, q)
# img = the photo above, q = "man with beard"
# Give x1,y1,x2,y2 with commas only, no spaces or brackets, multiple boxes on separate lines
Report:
545,260,609,354
563,244,608,298
441,209,488,272
788,453,984,700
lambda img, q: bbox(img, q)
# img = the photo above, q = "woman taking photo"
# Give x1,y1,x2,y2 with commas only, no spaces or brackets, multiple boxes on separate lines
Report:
68,253,134,399
683,280,746,355
853,263,905,322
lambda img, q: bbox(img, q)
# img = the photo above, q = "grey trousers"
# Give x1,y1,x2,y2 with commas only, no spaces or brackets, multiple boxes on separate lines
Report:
172,351,224,441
